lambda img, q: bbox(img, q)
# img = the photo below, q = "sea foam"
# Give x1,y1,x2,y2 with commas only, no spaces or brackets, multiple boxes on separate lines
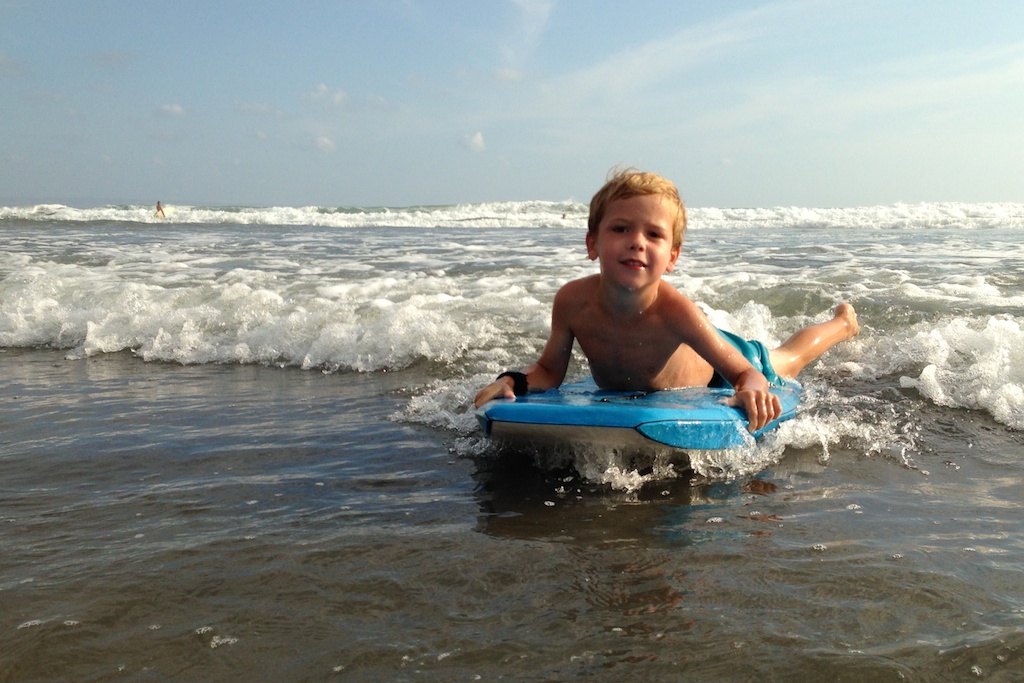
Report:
2,200,1022,231
3,199,1023,487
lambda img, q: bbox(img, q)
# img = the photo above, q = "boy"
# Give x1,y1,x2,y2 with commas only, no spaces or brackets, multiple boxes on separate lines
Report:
474,169,859,432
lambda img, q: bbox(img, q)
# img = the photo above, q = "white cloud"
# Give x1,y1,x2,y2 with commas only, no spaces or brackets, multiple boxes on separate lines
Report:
508,0,553,50
464,131,486,153
499,0,554,78
494,67,525,82
687,42,1024,138
307,83,348,105
157,103,186,118
543,16,760,111
315,135,336,152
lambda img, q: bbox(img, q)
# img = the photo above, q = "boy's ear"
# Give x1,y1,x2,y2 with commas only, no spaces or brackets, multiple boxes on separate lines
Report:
585,231,598,260
665,245,681,272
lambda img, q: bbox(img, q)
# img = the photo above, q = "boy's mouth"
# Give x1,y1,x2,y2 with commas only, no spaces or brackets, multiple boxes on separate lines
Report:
621,258,646,269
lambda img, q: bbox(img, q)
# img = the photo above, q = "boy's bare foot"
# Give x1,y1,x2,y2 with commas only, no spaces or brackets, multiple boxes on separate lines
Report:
834,303,860,340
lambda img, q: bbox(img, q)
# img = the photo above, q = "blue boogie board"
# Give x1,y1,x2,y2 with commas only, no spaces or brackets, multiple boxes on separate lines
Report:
476,379,801,451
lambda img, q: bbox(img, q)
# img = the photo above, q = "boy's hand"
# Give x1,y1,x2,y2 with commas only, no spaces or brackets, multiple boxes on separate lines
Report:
725,388,783,432
723,369,781,432
474,377,516,409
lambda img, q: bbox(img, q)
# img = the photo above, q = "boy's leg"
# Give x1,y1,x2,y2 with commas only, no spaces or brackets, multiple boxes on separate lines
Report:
769,304,859,379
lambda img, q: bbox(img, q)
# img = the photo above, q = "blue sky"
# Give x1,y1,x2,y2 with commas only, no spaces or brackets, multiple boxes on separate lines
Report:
2,0,1024,208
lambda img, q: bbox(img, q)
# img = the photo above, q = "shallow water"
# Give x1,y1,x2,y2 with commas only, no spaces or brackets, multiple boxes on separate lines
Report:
3,348,1024,682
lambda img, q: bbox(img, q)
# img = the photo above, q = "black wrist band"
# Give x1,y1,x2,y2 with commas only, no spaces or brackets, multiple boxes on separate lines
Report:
497,371,529,396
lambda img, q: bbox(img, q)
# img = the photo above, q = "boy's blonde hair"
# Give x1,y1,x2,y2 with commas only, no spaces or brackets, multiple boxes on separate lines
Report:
588,168,687,249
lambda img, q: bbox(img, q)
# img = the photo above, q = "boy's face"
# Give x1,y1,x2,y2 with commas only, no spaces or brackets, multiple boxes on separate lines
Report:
586,193,681,291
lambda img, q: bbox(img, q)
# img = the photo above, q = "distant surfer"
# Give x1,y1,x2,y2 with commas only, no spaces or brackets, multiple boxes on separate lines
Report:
155,201,166,218
475,168,860,432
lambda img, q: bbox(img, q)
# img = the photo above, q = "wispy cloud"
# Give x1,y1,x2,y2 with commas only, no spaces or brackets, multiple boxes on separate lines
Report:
157,103,186,118
688,42,1024,137
540,12,763,111
483,0,1024,157
306,83,348,106
240,102,286,119
496,0,554,80
315,135,336,152
494,67,525,83
463,131,486,152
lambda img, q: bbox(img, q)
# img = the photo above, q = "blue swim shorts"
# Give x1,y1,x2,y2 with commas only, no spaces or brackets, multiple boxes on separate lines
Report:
708,328,784,388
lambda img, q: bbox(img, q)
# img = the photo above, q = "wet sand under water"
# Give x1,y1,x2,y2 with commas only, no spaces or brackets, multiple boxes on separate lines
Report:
2,349,1024,682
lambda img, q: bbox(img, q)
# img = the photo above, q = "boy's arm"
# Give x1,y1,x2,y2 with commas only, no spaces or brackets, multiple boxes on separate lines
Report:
473,288,576,408
675,299,782,432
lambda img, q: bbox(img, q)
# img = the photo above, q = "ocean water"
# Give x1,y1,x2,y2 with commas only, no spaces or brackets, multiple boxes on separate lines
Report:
2,200,1024,681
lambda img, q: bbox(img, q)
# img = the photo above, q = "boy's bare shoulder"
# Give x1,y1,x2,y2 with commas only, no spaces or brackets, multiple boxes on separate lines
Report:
653,281,710,326
656,280,696,307
554,274,600,301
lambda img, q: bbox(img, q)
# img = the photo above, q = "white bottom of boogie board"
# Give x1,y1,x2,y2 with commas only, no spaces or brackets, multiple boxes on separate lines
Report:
477,379,801,451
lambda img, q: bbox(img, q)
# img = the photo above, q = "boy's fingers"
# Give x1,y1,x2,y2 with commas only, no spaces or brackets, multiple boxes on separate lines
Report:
474,381,516,408
726,391,781,432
